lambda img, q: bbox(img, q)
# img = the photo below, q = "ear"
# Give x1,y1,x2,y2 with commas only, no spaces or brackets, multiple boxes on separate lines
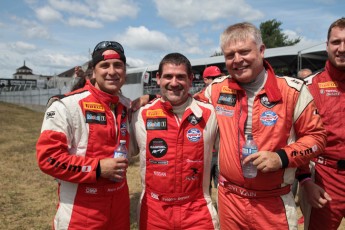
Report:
189,74,194,86
156,72,161,85
259,44,266,58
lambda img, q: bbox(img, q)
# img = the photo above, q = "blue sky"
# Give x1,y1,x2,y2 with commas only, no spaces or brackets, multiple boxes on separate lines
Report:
0,0,343,78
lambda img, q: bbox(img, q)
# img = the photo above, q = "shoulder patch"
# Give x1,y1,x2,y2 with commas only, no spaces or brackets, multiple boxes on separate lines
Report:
278,76,304,91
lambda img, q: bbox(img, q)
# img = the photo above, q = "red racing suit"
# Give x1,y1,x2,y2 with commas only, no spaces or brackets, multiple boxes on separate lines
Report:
304,61,345,230
195,61,326,229
36,80,130,230
130,97,219,229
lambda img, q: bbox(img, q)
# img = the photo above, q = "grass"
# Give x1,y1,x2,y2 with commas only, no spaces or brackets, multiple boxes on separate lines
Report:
0,102,142,230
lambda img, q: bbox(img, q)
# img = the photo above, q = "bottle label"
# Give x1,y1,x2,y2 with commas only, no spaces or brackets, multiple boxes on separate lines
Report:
242,147,257,155
114,151,126,158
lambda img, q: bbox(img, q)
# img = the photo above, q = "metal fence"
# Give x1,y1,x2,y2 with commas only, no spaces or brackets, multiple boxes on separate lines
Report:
0,88,63,106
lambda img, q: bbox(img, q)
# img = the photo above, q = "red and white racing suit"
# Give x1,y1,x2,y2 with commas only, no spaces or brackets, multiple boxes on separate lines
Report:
130,97,219,229
36,80,130,230
304,61,345,230
195,61,326,229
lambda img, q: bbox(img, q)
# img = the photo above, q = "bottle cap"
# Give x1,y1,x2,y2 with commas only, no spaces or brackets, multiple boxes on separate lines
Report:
120,140,126,144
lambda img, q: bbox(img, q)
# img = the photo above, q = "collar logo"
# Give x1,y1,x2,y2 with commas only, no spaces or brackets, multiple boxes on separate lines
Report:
260,95,277,109
187,114,201,125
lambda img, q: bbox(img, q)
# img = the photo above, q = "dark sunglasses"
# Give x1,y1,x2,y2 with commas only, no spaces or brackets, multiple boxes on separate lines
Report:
93,41,124,53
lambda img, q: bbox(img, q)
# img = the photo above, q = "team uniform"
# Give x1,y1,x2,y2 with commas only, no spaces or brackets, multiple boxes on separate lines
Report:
130,97,219,230
195,61,326,229
36,80,130,230
304,60,345,229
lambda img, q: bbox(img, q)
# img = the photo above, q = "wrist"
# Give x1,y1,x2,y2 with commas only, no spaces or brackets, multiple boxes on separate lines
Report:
299,177,312,186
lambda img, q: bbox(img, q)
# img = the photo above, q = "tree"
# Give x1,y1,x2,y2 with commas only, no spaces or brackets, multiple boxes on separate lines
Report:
260,19,300,48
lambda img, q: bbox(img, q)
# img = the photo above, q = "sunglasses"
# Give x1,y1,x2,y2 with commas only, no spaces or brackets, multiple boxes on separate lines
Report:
93,41,124,53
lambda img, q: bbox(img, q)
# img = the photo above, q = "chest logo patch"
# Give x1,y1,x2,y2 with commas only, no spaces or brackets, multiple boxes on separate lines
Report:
260,110,278,126
320,88,340,97
318,81,338,88
217,93,236,106
85,111,107,125
260,95,277,108
149,138,168,158
146,118,167,130
186,128,202,142
83,102,105,112
146,109,166,117
187,114,201,125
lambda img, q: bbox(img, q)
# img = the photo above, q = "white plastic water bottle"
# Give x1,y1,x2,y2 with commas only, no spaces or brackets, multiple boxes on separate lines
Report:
241,134,258,178
113,140,128,182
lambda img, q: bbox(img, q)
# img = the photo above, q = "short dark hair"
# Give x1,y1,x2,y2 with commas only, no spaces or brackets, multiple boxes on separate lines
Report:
158,53,192,76
327,17,345,41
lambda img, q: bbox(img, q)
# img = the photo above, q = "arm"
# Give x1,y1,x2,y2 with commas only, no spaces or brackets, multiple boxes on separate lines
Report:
131,94,157,112
244,85,327,172
36,101,99,183
301,180,332,208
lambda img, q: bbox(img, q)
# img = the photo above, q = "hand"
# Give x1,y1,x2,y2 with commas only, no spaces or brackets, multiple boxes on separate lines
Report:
131,94,150,112
74,66,85,78
99,158,128,181
302,180,332,208
243,151,282,173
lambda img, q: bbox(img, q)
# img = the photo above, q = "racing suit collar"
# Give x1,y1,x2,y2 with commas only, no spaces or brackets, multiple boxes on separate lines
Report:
261,60,282,103
160,96,203,119
325,60,345,82
86,80,119,104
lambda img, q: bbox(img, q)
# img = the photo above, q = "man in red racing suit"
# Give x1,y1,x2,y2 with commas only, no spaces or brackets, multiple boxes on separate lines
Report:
130,53,219,229
195,22,327,229
36,41,131,230
302,17,345,230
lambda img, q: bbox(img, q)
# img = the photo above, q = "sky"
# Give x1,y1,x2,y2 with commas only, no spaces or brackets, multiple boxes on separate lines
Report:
0,0,343,78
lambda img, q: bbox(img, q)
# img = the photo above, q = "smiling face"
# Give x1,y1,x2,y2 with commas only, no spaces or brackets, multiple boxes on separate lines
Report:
327,26,345,71
223,38,265,83
93,50,126,95
156,63,193,106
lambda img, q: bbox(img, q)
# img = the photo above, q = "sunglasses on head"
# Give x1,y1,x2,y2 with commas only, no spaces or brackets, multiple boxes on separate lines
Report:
93,41,124,53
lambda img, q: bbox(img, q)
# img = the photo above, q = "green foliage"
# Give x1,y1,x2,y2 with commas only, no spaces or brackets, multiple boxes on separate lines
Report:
260,19,301,48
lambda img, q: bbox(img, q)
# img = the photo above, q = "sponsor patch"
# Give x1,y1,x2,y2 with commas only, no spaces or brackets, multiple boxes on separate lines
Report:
187,114,201,125
153,171,167,177
149,138,168,158
149,159,168,165
146,118,167,130
221,86,237,94
215,106,234,117
46,111,55,119
320,89,340,96
120,122,127,136
260,95,277,108
291,145,318,157
85,187,98,194
185,167,199,181
81,166,92,172
260,110,278,126
318,81,338,88
85,111,107,125
186,128,202,142
83,102,105,112
121,108,127,119
217,93,236,106
146,109,166,117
